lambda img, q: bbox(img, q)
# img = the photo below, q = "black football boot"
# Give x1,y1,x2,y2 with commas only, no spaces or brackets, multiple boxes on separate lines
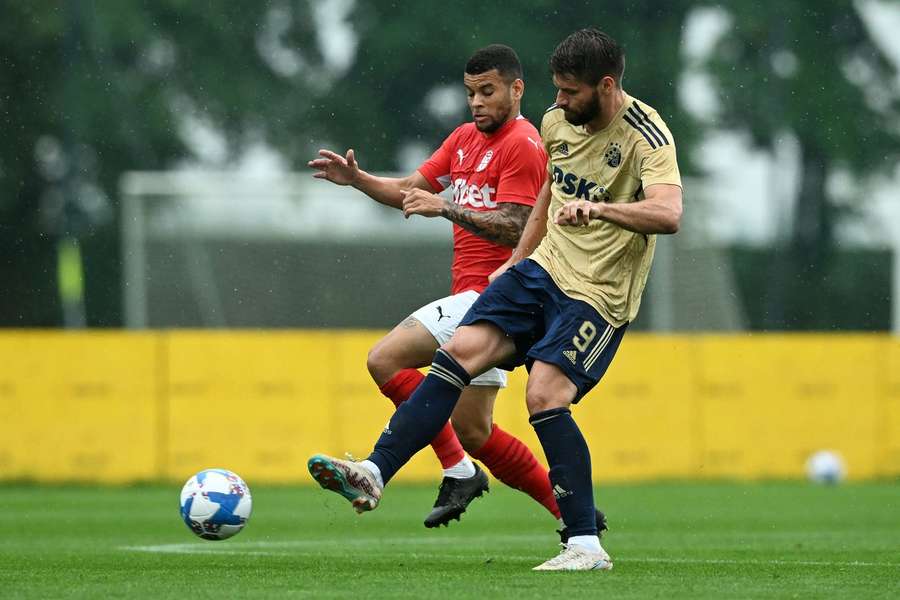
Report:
423,463,489,528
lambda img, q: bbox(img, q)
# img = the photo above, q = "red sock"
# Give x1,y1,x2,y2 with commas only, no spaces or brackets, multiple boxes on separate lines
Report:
472,424,561,519
379,368,466,470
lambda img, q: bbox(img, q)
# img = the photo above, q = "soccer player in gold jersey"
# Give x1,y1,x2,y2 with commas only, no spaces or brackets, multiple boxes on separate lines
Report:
308,28,682,571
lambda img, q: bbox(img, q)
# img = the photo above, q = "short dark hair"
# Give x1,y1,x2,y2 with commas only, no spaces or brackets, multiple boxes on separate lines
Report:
465,44,523,83
550,29,624,86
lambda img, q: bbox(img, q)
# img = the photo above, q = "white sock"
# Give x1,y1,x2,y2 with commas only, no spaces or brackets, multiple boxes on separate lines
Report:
442,456,477,479
567,535,602,553
359,460,385,489
558,518,566,528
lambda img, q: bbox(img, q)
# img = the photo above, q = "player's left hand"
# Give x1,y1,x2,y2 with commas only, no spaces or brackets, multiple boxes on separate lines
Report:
555,200,599,226
401,189,446,219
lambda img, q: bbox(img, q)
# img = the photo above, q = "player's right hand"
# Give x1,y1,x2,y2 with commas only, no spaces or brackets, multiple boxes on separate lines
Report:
308,149,359,186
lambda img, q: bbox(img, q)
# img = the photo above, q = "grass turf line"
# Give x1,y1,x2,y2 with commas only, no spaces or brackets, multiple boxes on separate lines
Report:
0,482,898,599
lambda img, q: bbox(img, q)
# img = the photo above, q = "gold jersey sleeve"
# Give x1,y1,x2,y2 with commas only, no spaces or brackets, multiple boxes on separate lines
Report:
531,93,681,326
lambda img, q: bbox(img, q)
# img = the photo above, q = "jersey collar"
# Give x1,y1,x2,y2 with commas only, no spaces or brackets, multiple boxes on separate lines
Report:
480,114,523,139
580,93,632,136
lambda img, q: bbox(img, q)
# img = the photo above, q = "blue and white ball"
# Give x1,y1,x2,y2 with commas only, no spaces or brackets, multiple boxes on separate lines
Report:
805,450,846,485
179,469,252,540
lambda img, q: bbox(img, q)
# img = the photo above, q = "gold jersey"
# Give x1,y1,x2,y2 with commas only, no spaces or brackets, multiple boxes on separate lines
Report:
530,92,681,326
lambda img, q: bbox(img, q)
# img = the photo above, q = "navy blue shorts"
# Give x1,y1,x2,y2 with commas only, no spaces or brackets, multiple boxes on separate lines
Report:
459,259,627,402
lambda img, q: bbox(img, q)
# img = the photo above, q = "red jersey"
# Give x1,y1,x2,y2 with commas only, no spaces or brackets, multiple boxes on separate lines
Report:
418,116,547,294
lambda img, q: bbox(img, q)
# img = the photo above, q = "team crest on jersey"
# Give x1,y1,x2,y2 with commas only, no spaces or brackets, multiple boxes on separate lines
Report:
605,142,622,168
553,142,569,157
475,150,494,172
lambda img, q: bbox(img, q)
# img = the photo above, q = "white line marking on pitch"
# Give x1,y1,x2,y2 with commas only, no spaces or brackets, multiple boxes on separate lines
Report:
119,541,900,568
630,557,900,568
121,544,280,556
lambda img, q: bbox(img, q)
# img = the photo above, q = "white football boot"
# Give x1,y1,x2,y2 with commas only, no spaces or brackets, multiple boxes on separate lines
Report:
307,454,382,513
532,543,614,571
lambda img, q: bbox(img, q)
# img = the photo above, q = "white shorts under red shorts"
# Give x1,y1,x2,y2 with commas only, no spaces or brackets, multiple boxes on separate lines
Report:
411,290,507,388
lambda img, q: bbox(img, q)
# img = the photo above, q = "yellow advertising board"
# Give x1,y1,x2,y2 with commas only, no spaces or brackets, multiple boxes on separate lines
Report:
0,331,896,483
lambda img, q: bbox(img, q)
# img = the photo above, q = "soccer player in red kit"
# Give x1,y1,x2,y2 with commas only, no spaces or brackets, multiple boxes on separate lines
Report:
308,44,605,538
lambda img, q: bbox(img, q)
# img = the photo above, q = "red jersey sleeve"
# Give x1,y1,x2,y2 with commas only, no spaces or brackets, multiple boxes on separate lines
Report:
417,129,458,193
494,135,548,206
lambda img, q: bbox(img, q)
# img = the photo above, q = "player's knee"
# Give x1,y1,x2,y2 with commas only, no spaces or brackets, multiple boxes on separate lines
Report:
525,387,570,416
439,338,470,365
365,344,398,387
441,331,489,374
451,417,491,453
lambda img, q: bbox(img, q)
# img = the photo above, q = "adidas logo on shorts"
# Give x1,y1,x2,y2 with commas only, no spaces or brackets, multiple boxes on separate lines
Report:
563,350,577,364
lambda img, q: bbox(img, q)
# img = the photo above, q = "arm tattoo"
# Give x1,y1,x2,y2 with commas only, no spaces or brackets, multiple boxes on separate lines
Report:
440,201,532,247
399,316,420,329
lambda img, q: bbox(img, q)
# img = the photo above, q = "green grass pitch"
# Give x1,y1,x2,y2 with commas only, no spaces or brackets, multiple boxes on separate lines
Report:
1,481,898,598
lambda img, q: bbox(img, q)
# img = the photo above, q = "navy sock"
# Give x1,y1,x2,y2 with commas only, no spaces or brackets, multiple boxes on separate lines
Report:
529,407,597,537
367,349,471,484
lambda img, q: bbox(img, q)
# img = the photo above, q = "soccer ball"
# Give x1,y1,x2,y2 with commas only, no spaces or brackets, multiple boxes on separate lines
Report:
805,450,846,485
179,469,252,540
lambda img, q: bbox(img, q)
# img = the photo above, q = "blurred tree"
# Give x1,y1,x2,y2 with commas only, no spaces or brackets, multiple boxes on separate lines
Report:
0,0,698,326
0,0,324,325
320,0,698,172
702,1,900,328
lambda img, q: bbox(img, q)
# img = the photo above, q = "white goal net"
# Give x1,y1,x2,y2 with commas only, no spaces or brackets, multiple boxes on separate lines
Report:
120,171,747,330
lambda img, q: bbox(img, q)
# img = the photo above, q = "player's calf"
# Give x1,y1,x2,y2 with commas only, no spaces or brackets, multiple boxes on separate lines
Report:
450,413,492,453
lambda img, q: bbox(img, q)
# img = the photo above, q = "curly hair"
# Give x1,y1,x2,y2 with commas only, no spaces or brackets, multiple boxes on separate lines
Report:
465,44,523,83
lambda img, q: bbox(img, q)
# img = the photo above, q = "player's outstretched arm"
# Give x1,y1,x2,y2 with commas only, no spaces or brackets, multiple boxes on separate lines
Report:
308,148,434,210
554,183,682,234
401,188,532,248
488,178,551,281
